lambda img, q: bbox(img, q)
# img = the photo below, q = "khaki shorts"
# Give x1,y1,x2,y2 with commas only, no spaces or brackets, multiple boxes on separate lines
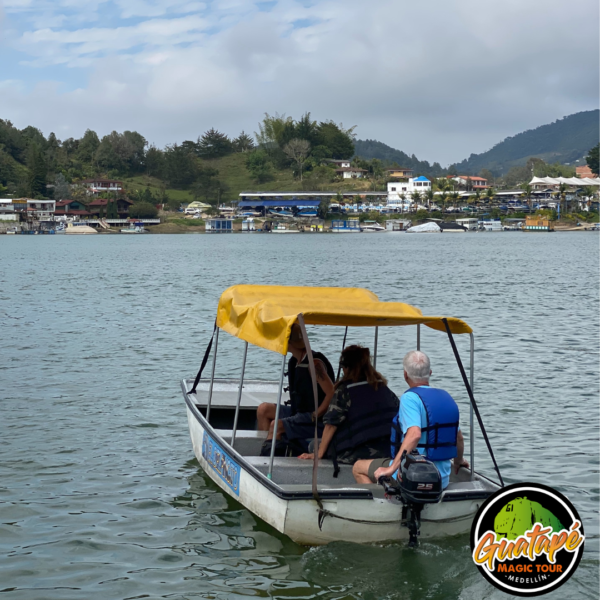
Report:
367,457,393,483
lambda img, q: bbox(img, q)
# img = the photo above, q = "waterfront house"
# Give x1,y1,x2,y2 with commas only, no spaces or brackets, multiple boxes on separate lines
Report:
26,199,56,220
325,159,352,169
525,215,554,231
386,167,414,179
206,218,233,233
450,175,489,190
81,179,123,195
336,166,367,179
55,199,92,218
387,176,432,207
88,197,133,218
0,199,18,221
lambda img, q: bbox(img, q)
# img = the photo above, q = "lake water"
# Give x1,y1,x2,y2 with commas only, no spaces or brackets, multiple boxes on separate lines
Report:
1,231,598,600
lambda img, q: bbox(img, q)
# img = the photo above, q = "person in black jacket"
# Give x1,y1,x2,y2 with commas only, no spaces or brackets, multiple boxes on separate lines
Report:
298,345,398,465
257,323,335,455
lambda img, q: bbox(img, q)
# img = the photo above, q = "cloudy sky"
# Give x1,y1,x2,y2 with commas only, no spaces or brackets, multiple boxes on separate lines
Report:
0,0,598,165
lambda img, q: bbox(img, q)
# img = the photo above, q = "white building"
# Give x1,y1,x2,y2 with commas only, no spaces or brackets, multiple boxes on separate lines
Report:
0,199,17,221
387,176,432,207
81,179,123,195
27,199,56,220
336,167,367,179
326,159,352,169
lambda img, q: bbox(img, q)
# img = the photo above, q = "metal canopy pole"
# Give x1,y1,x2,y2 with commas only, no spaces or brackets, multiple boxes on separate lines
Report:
336,326,349,381
268,354,287,480
231,341,248,449
469,333,475,481
442,318,504,487
417,324,421,351
206,327,219,424
297,314,323,510
373,326,379,369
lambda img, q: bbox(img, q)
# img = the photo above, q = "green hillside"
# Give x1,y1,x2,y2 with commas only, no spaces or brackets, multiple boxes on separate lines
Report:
354,110,599,177
0,113,374,207
124,153,377,205
353,139,445,177
453,110,599,175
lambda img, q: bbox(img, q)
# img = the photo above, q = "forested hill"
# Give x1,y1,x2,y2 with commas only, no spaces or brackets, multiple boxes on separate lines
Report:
353,139,445,177
453,110,599,175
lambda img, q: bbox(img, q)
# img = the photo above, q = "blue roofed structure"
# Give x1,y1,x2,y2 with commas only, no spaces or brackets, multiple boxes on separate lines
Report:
237,199,321,209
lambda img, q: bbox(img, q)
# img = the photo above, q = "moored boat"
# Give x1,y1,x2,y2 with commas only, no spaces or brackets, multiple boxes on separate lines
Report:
181,285,503,546
406,222,441,233
271,222,300,233
120,222,147,233
360,220,385,232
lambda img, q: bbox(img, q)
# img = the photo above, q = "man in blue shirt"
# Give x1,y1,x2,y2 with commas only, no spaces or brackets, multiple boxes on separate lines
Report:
352,350,468,488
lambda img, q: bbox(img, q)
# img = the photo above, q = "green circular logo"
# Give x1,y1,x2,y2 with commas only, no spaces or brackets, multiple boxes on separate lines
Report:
470,482,585,596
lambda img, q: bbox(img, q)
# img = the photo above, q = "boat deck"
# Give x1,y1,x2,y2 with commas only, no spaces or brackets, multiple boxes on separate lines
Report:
184,378,498,496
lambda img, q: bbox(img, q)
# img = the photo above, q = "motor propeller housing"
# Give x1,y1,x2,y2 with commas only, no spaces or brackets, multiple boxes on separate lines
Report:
379,451,443,547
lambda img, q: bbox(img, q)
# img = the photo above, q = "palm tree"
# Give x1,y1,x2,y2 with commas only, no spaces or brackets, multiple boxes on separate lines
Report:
581,186,595,211
435,178,448,192
399,193,407,214
438,190,448,213
411,190,422,211
522,183,533,212
425,188,434,207
557,183,568,217
450,190,460,211
485,187,496,204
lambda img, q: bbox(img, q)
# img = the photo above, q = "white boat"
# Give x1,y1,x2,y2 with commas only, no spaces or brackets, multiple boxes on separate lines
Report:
406,222,441,234
181,285,503,546
360,220,385,232
241,218,256,232
271,223,300,233
65,223,97,235
120,223,147,233
6,228,17,235
478,219,502,232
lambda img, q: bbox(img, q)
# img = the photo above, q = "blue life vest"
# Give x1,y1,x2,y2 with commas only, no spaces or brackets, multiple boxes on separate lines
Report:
333,381,399,454
391,387,459,462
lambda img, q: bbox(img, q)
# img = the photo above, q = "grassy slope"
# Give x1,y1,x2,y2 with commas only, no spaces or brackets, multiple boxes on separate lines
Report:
122,153,377,206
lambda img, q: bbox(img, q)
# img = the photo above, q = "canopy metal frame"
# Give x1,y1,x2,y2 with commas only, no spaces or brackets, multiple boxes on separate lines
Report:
195,316,502,498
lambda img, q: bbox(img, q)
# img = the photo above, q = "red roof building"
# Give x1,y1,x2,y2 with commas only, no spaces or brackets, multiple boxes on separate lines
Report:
88,197,133,217
54,199,91,216
450,175,489,189
576,165,597,178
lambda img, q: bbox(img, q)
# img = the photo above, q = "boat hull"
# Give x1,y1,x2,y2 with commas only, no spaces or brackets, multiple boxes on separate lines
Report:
184,390,494,546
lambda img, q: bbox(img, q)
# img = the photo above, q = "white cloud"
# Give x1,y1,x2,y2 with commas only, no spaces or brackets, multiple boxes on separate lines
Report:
0,0,597,164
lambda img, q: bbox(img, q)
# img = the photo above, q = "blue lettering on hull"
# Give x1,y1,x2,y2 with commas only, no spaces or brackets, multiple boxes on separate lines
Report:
201,431,241,496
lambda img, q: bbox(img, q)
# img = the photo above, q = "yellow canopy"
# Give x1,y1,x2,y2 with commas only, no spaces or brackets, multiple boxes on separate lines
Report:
216,284,472,355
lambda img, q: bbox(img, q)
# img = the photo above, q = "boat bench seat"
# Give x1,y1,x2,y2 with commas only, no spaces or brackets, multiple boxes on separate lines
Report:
245,456,358,486
214,429,268,456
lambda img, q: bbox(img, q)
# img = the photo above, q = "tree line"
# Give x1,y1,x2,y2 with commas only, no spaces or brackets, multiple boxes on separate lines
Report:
0,113,356,206
0,115,597,207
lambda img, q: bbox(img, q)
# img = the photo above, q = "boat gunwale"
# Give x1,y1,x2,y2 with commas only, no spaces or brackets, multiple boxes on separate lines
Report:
182,378,375,501
181,378,497,503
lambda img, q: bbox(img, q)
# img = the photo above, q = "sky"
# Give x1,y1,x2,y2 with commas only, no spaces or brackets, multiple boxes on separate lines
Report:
0,0,598,166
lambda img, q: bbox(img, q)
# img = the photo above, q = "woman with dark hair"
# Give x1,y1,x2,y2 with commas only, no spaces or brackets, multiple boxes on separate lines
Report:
298,345,399,466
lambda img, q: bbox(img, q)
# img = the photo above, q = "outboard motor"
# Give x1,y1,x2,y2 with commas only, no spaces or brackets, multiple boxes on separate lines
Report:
379,451,443,547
